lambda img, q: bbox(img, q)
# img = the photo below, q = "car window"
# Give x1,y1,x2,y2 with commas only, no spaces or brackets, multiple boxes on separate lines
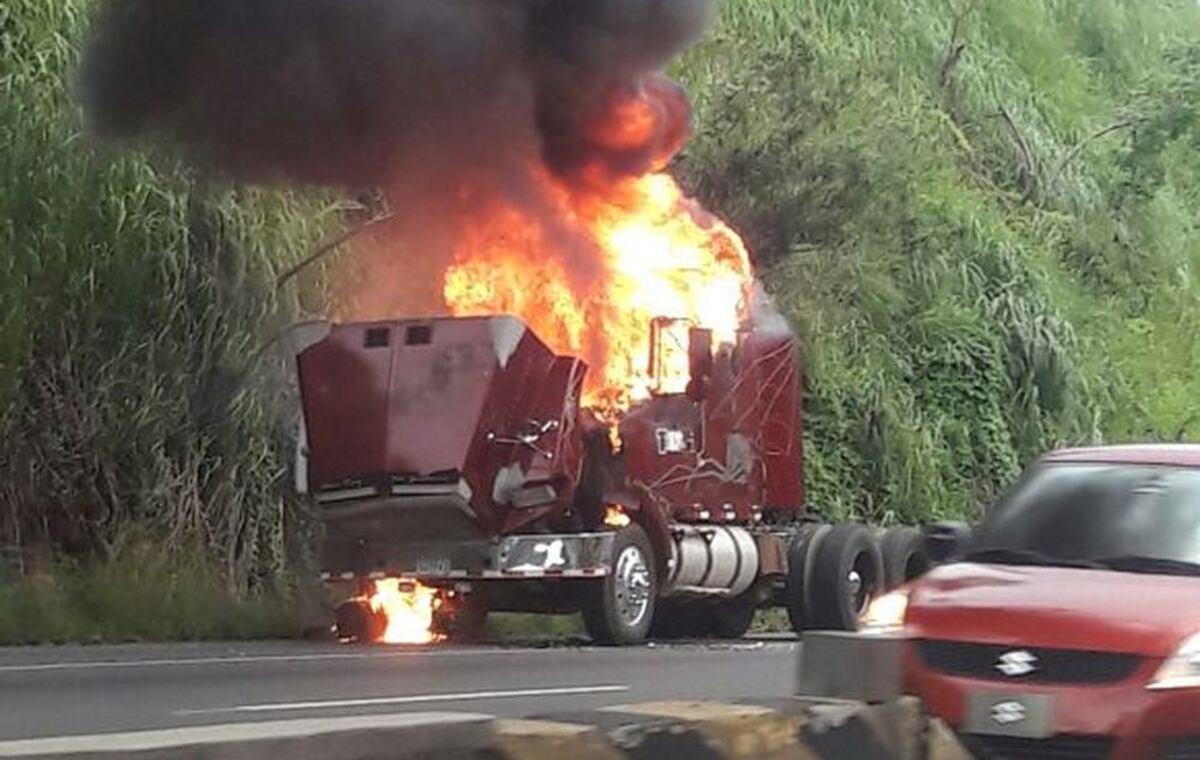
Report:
971,463,1200,567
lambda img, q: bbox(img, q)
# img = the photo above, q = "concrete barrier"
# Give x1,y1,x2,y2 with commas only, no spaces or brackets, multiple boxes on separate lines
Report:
0,712,495,760
0,699,971,760
496,698,971,760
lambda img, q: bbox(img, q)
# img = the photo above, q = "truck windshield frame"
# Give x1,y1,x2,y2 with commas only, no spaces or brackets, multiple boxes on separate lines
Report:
968,463,1200,570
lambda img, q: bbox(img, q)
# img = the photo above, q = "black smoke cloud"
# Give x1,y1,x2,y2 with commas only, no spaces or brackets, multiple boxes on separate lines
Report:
80,0,716,190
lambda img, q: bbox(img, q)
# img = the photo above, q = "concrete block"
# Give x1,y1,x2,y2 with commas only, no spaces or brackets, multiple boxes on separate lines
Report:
492,719,623,760
797,631,910,703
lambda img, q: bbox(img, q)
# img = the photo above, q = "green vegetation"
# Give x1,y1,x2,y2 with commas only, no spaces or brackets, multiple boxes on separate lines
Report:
678,0,1200,524
0,540,316,644
5,0,1200,641
0,0,339,642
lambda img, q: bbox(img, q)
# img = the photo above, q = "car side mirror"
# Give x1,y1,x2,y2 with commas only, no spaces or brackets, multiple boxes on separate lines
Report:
923,521,972,564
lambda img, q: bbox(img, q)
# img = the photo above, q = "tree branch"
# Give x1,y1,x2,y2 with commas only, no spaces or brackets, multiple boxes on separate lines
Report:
275,208,394,291
992,108,1040,203
1049,119,1137,183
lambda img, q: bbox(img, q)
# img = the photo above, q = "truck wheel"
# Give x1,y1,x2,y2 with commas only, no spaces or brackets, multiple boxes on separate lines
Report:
437,603,488,644
650,600,706,639
710,598,756,639
807,524,884,631
880,526,930,589
785,523,826,633
583,524,658,645
335,599,386,643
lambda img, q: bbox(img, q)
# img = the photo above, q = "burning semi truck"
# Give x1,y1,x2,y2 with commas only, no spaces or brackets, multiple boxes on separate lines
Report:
74,0,937,645
293,308,932,645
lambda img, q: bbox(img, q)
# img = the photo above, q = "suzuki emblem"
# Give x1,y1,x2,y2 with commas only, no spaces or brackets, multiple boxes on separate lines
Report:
991,701,1027,726
996,650,1038,677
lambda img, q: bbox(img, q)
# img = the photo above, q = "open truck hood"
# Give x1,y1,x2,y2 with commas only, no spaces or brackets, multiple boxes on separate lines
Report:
297,315,586,538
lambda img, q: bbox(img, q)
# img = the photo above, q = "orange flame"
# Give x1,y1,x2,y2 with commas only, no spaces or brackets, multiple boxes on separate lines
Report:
603,504,631,528
367,579,442,644
443,171,752,413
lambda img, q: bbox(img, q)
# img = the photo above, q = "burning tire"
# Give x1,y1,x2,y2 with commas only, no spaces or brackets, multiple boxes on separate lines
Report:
335,599,386,643
806,524,884,631
879,526,930,590
784,522,827,633
583,524,658,645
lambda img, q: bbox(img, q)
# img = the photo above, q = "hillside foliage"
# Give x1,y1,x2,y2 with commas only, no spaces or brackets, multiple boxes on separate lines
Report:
3,0,1200,638
1,0,339,638
678,0,1200,523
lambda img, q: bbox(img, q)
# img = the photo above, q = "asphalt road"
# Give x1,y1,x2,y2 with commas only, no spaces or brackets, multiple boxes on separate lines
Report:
0,638,799,741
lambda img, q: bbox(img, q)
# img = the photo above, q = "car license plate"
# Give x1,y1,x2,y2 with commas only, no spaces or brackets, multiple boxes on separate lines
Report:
964,692,1054,739
416,556,451,575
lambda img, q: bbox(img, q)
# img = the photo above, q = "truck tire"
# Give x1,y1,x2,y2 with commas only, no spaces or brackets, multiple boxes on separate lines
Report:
880,526,930,589
807,524,884,631
650,600,705,639
583,524,658,645
785,522,826,633
437,603,488,644
710,598,756,639
335,599,386,643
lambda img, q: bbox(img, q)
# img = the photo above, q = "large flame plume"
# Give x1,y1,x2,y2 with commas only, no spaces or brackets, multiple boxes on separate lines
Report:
442,79,753,413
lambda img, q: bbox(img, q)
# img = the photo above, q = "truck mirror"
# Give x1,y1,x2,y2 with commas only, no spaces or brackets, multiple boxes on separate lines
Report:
922,521,972,564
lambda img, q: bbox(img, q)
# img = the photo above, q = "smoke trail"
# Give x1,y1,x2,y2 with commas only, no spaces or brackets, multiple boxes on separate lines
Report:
81,0,715,190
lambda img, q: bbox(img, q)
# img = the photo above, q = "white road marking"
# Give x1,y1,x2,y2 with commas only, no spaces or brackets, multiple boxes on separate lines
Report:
0,712,492,757
0,640,794,674
175,684,629,715
0,647,559,674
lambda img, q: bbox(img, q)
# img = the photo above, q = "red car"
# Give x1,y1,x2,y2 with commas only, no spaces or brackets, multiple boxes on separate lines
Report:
880,445,1200,759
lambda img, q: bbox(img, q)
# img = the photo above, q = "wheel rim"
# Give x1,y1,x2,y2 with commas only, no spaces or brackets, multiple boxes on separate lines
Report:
846,569,863,612
614,545,652,628
847,552,878,615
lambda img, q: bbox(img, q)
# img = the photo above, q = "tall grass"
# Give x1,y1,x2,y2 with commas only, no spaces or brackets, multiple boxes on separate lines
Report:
1,0,338,638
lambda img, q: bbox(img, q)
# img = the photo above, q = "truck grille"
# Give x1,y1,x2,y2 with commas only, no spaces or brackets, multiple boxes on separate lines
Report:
1163,737,1200,760
961,734,1113,760
917,640,1141,684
